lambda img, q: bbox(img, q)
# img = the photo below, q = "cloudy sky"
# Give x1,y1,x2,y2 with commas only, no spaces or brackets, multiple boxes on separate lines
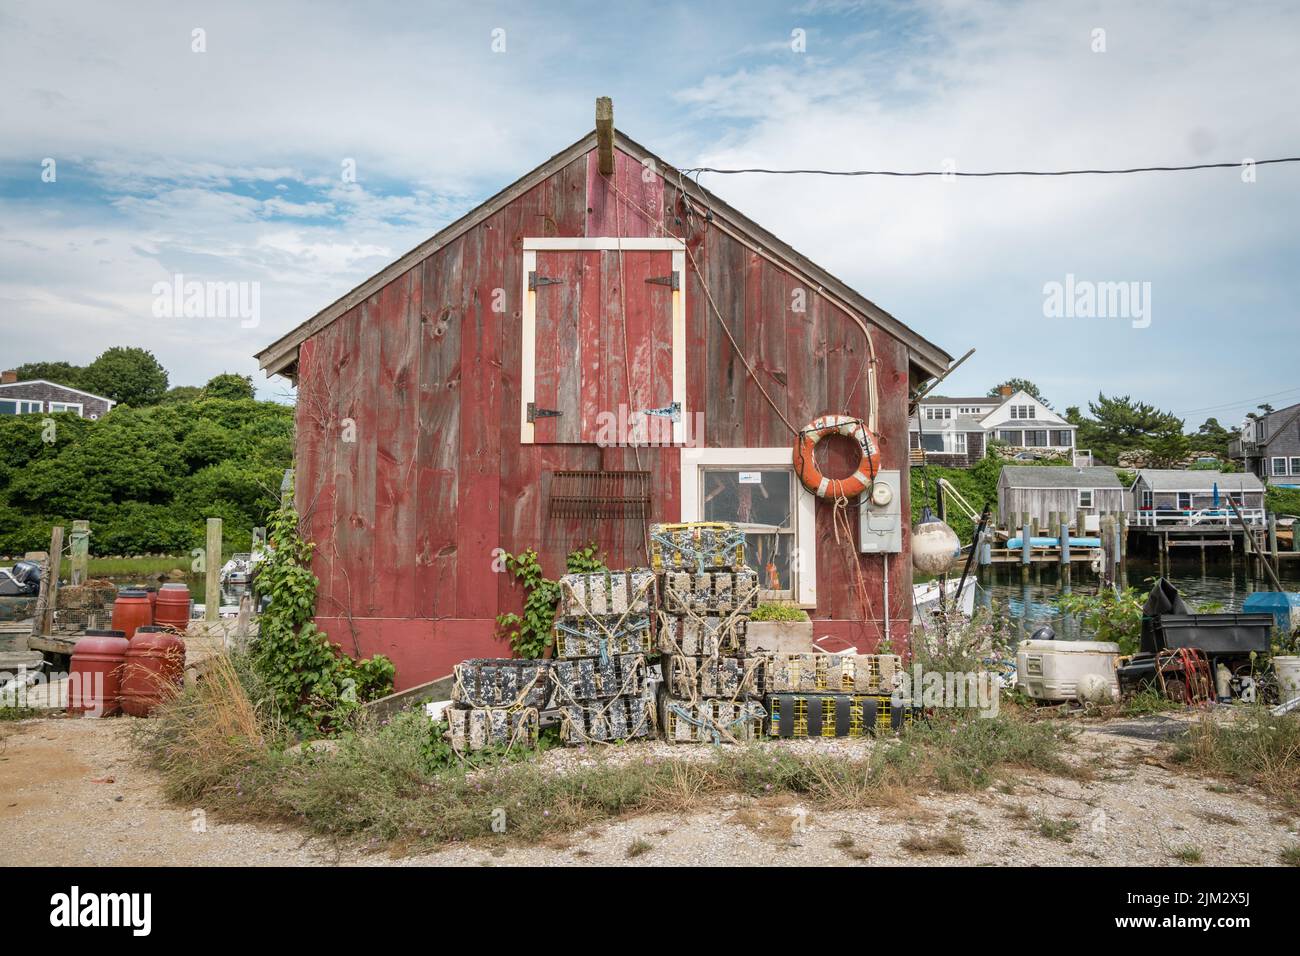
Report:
2,0,1297,427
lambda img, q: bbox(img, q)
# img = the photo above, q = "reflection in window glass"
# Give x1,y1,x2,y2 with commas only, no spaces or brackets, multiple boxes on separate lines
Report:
701,468,796,595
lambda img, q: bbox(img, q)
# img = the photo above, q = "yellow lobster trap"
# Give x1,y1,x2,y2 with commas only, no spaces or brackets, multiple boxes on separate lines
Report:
765,693,912,738
650,522,747,572
762,653,902,696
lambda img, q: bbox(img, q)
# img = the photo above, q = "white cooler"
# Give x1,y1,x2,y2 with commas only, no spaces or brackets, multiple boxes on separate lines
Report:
1016,639,1120,702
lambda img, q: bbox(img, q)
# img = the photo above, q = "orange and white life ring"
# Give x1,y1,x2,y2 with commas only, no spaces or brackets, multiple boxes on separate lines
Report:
792,414,881,499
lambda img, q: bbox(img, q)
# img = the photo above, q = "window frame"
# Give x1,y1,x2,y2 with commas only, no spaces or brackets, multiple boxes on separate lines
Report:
1272,457,1289,477
680,447,817,607
47,401,83,416
1078,489,1094,509
519,237,686,444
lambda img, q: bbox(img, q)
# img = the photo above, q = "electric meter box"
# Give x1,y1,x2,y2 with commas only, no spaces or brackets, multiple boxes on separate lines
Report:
858,469,902,554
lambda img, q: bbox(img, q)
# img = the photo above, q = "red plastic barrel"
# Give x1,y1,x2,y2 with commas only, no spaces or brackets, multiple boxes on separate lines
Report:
121,626,186,717
155,583,191,632
68,630,129,717
110,588,153,639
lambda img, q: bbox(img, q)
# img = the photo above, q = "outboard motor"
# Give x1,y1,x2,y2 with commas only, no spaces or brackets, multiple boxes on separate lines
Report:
11,560,42,593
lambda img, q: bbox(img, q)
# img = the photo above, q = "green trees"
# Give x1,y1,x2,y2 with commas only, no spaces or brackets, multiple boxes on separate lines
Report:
0,396,292,555
989,379,1050,407
202,373,256,401
1074,393,1188,466
81,347,169,407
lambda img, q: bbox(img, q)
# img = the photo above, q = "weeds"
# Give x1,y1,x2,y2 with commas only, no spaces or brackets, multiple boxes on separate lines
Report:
901,829,966,856
1035,816,1080,842
1171,709,1300,810
1171,845,1203,863
1279,845,1300,867
134,656,1081,851
625,838,653,858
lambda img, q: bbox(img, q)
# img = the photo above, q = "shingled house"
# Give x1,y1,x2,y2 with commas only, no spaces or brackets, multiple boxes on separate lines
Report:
0,371,115,420
256,115,953,688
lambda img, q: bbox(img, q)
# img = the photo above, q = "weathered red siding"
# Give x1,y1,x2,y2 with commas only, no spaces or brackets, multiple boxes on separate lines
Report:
295,146,917,688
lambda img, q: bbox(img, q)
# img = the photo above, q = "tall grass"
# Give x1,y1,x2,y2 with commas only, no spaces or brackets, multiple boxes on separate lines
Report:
1172,709,1300,810
134,652,1082,850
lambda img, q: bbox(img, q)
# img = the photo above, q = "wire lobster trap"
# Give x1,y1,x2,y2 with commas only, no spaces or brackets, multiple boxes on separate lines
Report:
766,693,913,739
656,612,747,657
549,653,646,702
659,690,766,744
762,653,902,696
451,658,552,710
649,522,747,573
660,569,759,616
553,613,654,659
557,570,656,617
557,693,654,745
446,705,540,752
662,654,764,699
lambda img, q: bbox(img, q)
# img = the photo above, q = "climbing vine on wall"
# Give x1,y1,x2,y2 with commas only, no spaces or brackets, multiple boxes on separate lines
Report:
252,499,395,735
496,545,606,659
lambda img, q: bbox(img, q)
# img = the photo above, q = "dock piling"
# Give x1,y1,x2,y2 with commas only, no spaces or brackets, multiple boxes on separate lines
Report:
205,517,222,623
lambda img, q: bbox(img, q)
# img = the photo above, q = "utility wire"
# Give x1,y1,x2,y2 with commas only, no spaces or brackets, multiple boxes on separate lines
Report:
683,157,1300,178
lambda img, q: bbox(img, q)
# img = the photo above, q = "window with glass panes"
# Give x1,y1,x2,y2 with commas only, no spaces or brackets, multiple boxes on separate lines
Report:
700,466,796,598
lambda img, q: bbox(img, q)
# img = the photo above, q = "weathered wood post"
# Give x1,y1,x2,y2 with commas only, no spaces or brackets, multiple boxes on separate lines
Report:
1021,521,1032,580
1268,513,1279,562
205,517,222,623
1293,518,1300,552
1059,515,1071,580
69,520,90,586
1076,509,1086,539
1101,515,1115,585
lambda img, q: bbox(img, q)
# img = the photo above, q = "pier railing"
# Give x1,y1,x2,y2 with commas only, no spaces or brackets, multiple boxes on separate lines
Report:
1127,508,1265,529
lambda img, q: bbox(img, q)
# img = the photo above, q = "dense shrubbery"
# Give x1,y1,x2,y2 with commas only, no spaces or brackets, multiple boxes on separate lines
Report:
0,395,292,555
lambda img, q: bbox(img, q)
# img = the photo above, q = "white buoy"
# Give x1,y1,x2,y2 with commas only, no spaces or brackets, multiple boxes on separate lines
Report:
912,516,961,575
1076,672,1113,704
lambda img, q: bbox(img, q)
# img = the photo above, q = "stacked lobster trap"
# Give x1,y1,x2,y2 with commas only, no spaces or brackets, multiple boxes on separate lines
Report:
446,658,550,751
762,651,912,738
652,523,767,743
550,570,656,744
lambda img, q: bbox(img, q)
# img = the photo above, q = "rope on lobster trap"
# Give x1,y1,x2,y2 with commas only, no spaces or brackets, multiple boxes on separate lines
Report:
551,655,653,747
556,574,655,663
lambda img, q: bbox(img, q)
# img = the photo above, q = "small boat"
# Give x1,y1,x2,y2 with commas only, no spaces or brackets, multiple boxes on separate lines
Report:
219,553,257,587
912,576,975,626
0,561,42,597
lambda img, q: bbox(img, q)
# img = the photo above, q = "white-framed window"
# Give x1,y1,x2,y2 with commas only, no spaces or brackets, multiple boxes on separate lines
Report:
1078,489,1094,508
47,401,83,416
1291,457,1300,476
923,407,952,420
958,406,983,415
1010,405,1036,419
680,447,817,607
998,429,1022,444
921,432,967,454
1023,429,1048,447
1273,457,1289,476
1178,492,1193,510
1141,490,1154,509
520,237,686,445
0,399,42,415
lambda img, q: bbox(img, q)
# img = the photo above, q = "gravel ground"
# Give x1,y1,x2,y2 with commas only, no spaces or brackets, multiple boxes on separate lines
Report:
2,713,1297,867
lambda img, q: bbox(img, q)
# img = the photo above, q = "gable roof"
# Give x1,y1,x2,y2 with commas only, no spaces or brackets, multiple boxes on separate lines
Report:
0,379,116,406
919,395,997,406
1257,402,1300,446
254,129,953,379
1133,469,1265,492
999,465,1123,490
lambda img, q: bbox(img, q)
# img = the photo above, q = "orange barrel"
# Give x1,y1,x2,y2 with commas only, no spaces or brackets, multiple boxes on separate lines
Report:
110,588,153,639
145,587,158,617
155,582,191,632
121,626,186,717
68,630,129,717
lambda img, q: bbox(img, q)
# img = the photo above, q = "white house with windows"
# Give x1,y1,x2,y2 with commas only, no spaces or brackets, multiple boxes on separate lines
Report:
1128,469,1266,528
0,373,116,419
909,388,1078,468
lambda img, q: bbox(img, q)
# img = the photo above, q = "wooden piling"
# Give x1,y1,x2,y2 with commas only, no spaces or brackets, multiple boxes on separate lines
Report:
205,517,222,623
69,520,90,586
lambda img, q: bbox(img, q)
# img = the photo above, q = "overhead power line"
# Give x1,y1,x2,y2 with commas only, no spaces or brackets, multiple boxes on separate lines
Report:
683,156,1300,178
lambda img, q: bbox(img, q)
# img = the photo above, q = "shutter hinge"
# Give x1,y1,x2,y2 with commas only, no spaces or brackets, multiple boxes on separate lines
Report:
528,271,563,291
526,402,562,422
645,272,680,290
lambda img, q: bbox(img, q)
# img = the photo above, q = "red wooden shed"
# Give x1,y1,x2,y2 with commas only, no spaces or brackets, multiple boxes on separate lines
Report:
256,121,953,690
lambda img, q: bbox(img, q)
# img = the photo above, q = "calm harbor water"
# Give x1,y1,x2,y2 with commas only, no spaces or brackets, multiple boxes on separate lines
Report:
973,556,1300,643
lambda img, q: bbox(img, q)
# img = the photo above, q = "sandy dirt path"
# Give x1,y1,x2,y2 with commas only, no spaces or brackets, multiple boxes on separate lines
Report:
2,715,1296,867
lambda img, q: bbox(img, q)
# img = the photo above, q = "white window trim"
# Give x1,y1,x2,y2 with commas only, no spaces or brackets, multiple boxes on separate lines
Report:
0,399,44,414
48,401,83,416
520,237,686,444
1078,489,1094,509
1272,457,1288,476
680,447,817,608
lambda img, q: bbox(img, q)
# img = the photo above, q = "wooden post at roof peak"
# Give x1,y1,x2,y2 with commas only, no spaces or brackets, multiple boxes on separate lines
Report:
596,96,614,176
